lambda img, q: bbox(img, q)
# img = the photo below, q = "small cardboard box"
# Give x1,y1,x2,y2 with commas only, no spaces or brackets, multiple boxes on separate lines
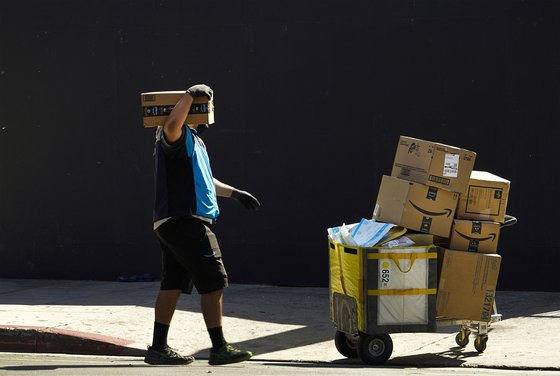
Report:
449,219,501,253
141,91,214,128
456,171,510,223
391,136,477,194
436,248,501,322
373,175,459,238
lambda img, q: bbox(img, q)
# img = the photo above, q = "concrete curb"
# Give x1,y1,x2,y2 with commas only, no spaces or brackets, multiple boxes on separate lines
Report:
0,326,145,357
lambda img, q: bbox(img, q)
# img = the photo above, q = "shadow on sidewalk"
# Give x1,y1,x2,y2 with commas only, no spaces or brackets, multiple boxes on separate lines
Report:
0,280,333,326
494,291,560,319
258,349,471,368
388,348,480,367
0,279,336,353
1,279,559,345
192,325,334,358
0,364,151,372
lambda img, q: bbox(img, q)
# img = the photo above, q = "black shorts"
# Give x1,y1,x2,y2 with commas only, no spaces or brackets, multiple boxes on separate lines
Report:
155,217,228,295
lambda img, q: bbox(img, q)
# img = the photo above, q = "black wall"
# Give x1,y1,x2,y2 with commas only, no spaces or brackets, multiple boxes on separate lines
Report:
1,1,559,291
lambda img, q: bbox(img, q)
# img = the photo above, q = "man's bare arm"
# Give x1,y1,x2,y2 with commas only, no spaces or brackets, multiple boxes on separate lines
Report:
163,93,193,143
163,84,213,143
214,178,234,198
215,178,261,210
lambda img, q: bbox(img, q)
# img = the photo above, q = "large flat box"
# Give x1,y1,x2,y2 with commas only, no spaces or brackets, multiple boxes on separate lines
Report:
391,136,477,194
449,219,501,253
373,175,459,238
141,91,214,127
456,171,510,223
436,249,501,322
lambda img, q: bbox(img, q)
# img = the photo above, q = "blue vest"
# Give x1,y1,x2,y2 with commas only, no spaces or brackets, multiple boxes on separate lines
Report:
153,126,219,223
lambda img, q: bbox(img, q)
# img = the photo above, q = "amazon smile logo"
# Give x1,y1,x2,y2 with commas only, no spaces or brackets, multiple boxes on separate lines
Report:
455,231,497,243
409,201,453,217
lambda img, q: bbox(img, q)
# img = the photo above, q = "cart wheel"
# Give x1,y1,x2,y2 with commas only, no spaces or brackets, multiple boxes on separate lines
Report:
334,331,358,358
474,335,488,353
357,333,393,365
455,329,471,348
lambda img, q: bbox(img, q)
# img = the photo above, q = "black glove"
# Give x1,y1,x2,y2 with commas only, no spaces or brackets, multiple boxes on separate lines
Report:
231,189,261,211
186,84,213,100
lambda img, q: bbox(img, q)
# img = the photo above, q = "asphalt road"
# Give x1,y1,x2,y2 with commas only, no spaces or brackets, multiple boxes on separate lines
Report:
0,353,559,376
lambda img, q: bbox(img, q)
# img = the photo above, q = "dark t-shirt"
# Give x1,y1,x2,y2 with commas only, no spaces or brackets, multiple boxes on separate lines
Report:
153,126,219,224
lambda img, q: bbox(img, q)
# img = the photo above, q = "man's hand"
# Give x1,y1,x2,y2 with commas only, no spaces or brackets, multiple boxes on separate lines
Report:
186,84,213,100
231,189,261,211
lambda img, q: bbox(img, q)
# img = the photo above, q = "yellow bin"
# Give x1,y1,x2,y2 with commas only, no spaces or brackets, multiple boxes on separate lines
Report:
329,240,437,335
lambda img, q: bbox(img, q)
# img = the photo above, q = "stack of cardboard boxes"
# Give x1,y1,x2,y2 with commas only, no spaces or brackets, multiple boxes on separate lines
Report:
373,136,511,322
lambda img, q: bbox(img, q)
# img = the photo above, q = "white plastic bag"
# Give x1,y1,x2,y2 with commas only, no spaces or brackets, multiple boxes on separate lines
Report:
327,222,359,245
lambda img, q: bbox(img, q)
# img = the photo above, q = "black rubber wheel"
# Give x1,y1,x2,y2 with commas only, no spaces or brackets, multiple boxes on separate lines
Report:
357,333,393,365
474,335,488,353
334,331,358,358
455,329,471,348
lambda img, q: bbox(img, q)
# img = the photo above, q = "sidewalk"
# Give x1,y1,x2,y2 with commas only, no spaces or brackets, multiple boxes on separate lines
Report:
1,279,559,370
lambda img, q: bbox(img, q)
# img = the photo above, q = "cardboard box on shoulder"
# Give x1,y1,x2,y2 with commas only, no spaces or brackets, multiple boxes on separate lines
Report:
449,219,501,254
436,248,501,322
373,175,459,238
456,171,510,223
141,91,214,128
391,136,476,194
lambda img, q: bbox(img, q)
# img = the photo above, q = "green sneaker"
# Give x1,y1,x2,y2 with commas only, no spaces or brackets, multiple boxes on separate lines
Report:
209,344,253,365
144,345,194,365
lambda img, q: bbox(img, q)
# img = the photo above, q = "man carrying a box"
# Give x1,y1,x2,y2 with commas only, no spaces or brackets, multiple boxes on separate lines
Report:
145,84,260,366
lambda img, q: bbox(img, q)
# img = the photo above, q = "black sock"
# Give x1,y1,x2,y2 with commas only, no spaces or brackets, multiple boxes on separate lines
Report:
152,321,170,351
208,326,227,350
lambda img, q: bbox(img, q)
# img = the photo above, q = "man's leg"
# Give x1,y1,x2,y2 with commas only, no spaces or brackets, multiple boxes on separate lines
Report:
145,289,194,365
156,289,181,325
201,289,223,328
202,289,252,365
202,289,227,351
151,289,181,351
145,222,195,366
